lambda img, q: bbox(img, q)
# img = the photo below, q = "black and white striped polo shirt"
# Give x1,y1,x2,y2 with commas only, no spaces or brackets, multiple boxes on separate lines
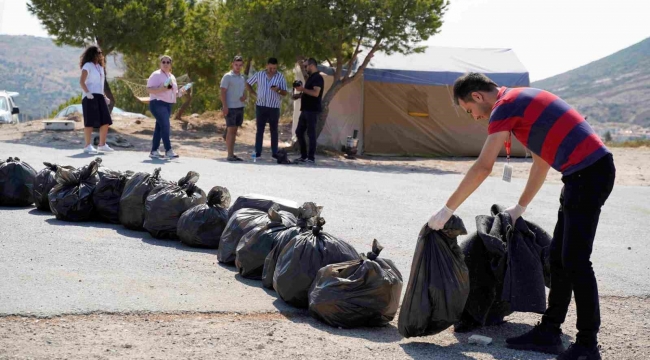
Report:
247,70,288,108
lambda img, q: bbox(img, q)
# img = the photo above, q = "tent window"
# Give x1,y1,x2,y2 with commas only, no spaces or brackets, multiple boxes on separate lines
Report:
407,89,428,117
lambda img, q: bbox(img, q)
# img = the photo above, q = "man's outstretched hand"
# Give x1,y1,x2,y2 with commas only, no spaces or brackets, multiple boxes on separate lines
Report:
505,204,526,223
428,205,454,231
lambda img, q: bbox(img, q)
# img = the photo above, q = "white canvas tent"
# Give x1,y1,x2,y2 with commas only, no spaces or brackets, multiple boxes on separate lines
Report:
292,46,530,156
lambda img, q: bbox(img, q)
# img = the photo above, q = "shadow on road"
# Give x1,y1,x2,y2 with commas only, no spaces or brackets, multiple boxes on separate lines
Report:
42,217,217,255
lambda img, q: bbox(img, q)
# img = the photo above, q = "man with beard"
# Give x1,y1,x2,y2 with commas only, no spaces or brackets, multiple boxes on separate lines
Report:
293,58,324,164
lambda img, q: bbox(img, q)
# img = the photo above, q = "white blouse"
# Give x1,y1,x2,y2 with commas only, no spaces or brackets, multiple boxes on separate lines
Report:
81,62,105,95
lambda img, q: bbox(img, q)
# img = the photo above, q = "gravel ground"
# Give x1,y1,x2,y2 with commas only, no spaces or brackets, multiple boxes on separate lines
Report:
0,296,648,360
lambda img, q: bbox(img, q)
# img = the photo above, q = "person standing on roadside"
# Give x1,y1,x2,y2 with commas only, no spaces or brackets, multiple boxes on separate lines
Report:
293,58,324,164
79,45,113,154
147,55,184,159
428,73,614,360
220,56,247,162
246,57,288,159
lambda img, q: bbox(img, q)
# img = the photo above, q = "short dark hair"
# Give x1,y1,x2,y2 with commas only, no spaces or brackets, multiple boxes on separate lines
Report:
232,55,243,62
305,58,318,67
267,57,278,65
452,73,498,105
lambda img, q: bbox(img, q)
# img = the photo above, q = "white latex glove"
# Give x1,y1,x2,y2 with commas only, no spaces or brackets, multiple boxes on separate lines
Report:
428,205,454,231
505,204,526,223
84,93,94,100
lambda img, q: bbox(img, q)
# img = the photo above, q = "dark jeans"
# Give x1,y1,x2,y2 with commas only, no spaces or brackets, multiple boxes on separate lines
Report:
296,111,319,160
541,153,615,346
149,100,172,152
255,106,280,156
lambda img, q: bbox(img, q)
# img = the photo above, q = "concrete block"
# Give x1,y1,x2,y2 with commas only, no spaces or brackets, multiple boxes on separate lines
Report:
42,120,75,131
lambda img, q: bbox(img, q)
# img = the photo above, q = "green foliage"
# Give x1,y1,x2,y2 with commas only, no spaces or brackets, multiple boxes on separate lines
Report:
28,0,188,56
49,94,82,118
220,0,447,135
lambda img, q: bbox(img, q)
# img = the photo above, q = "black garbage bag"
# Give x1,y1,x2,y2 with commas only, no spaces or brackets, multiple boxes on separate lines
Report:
273,218,361,308
92,165,134,224
0,157,37,206
275,148,292,164
143,171,207,239
48,158,101,221
308,239,403,328
178,186,231,248
236,202,320,279
218,205,297,264
261,202,321,289
228,193,300,218
459,204,551,328
119,168,170,230
33,162,75,211
397,216,469,338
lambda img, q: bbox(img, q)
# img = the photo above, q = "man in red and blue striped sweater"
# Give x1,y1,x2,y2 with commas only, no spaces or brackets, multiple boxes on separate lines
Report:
428,73,615,360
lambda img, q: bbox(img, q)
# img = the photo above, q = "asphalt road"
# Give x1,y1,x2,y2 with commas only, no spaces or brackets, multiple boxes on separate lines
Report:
1,142,648,317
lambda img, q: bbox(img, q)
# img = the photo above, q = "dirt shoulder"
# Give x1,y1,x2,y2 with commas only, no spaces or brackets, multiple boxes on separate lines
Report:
0,296,647,360
0,114,648,186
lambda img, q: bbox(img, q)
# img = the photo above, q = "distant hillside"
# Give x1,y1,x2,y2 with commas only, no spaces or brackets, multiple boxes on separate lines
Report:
0,35,123,120
532,37,650,127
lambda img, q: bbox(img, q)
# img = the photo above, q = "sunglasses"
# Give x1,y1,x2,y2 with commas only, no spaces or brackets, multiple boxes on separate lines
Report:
162,61,172,64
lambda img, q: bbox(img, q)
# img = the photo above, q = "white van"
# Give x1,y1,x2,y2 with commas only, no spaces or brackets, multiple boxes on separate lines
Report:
0,91,20,124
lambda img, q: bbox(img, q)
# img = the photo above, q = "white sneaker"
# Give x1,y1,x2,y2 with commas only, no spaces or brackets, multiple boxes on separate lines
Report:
165,149,179,158
97,144,114,153
149,150,163,158
84,145,98,154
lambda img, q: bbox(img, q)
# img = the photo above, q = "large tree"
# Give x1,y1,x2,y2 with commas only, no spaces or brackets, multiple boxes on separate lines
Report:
28,0,187,111
167,0,229,118
221,0,447,140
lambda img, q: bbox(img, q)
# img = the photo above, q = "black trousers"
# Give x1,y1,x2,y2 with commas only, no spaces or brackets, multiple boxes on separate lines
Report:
542,153,615,346
296,111,319,160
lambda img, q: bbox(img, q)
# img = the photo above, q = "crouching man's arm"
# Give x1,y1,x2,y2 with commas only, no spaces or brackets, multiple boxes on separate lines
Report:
428,131,509,230
505,153,551,222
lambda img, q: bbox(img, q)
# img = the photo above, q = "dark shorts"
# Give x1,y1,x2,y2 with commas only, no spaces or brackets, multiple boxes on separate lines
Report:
82,94,113,128
225,107,244,127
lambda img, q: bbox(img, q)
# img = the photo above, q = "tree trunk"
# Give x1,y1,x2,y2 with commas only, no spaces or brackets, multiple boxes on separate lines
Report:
96,38,115,113
103,80,115,114
314,80,345,141
174,89,193,120
244,58,252,76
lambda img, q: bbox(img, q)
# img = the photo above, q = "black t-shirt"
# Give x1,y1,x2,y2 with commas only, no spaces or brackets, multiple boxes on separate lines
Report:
300,72,324,112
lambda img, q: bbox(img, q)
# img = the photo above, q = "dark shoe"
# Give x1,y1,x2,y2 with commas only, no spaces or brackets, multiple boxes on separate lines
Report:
454,314,482,333
506,322,566,355
306,159,315,164
271,154,278,160
227,156,244,162
557,342,601,360
294,157,307,163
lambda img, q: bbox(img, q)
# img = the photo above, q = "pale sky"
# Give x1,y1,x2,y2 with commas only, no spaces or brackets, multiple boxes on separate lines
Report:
1,0,648,81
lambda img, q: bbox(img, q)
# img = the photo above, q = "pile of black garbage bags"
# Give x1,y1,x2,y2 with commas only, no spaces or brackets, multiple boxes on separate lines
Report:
0,157,407,330
1,157,552,334
397,204,551,337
